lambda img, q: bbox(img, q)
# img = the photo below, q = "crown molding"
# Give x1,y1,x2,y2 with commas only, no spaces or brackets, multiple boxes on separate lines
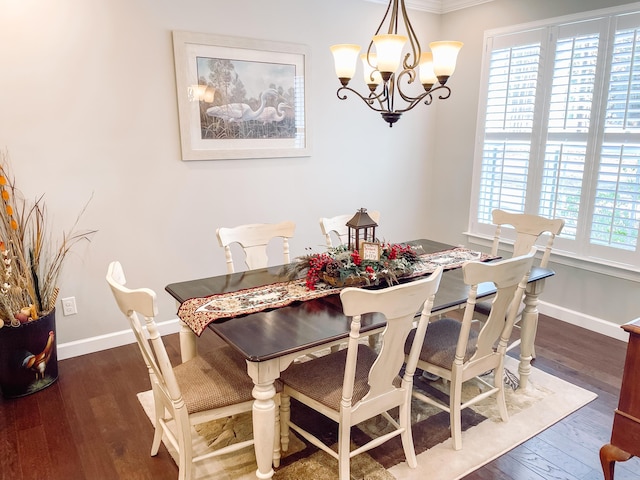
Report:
364,0,495,14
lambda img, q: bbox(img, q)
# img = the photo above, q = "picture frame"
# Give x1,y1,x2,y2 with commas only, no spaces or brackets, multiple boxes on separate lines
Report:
172,31,311,161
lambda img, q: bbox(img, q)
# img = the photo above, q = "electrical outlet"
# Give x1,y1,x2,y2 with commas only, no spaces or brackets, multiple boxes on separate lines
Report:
61,297,77,316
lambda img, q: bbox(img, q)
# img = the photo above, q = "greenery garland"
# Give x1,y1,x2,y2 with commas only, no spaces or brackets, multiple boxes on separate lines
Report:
281,243,423,290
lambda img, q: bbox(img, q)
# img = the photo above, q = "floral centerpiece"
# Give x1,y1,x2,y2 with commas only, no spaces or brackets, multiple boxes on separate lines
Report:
0,151,95,328
282,243,424,290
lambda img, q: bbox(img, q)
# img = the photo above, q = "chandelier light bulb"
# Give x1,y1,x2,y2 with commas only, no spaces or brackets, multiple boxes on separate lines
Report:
372,34,407,77
360,53,382,88
430,41,464,83
330,44,361,85
418,52,437,90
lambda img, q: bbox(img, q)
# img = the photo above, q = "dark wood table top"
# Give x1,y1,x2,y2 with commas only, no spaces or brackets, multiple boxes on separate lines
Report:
165,239,554,362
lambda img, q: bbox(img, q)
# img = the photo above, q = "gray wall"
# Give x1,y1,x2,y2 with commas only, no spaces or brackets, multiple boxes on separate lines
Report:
0,0,637,354
0,0,440,348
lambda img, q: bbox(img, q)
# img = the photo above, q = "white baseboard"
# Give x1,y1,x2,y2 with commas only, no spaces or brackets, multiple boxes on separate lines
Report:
57,318,182,360
57,306,630,360
538,301,629,343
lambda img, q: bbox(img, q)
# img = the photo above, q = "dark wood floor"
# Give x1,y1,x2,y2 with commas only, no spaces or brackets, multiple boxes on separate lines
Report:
1,314,639,480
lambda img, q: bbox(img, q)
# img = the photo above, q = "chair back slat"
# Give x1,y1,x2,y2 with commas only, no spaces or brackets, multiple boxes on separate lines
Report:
490,209,564,268
217,220,295,273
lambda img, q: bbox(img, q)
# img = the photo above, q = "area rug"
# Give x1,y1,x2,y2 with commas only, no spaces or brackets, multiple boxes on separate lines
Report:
136,355,597,480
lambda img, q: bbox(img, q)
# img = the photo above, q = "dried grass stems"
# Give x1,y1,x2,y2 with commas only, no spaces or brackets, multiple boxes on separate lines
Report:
0,151,96,327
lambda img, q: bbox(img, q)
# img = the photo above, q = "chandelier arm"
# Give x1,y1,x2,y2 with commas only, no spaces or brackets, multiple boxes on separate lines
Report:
395,68,423,104
386,77,395,112
390,84,452,113
392,93,430,113
335,83,451,116
396,87,426,105
365,42,376,69
399,0,421,69
336,86,390,114
423,93,434,106
377,0,395,36
434,84,452,100
396,68,417,88
389,0,399,34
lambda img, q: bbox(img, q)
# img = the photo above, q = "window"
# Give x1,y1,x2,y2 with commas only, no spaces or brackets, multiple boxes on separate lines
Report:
469,5,640,269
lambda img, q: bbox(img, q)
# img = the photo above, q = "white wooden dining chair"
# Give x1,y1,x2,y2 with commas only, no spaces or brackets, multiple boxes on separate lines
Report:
475,209,565,353
319,211,381,248
405,249,536,450
106,261,281,480
279,267,444,480
216,220,295,273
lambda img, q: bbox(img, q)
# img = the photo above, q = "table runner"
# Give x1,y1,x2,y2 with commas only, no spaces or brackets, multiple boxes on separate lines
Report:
178,247,495,336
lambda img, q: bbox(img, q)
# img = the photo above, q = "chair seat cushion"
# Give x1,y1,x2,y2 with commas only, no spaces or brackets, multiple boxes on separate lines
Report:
280,344,387,412
405,318,478,370
174,345,262,414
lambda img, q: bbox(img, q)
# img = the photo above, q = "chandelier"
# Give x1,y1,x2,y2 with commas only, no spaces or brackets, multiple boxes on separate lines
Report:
330,0,463,127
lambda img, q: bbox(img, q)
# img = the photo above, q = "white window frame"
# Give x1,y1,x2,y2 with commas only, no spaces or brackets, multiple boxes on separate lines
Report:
467,2,640,279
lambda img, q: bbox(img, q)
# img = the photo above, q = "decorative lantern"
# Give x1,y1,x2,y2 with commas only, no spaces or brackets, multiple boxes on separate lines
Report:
346,208,378,252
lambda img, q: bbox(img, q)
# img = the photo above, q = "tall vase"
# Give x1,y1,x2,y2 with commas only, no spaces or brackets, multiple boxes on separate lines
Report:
0,308,58,398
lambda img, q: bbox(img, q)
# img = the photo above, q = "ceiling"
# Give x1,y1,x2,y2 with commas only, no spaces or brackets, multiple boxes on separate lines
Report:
365,0,495,14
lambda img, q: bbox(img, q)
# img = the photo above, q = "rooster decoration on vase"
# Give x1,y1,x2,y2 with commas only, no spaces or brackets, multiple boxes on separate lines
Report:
22,330,55,380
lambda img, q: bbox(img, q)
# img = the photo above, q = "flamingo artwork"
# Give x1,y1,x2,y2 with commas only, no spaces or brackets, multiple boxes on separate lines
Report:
254,102,292,124
206,88,279,123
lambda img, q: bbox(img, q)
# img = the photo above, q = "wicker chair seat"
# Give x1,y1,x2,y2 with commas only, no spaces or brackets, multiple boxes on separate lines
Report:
175,346,263,414
280,344,391,411
405,318,478,370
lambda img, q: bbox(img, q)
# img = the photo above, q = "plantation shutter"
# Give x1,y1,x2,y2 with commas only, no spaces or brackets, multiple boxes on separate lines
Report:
539,20,603,241
476,30,545,226
590,13,640,253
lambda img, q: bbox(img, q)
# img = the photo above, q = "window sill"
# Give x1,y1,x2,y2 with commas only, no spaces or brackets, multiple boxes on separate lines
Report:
463,231,640,283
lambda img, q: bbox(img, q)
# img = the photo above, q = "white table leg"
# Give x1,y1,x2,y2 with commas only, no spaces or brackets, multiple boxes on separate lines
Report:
246,360,279,479
518,279,545,390
179,319,197,362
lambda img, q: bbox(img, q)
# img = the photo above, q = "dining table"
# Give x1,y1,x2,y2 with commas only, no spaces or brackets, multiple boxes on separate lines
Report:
165,238,555,479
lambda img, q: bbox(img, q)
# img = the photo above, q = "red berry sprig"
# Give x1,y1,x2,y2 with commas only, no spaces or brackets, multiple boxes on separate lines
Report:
351,249,362,266
305,253,330,290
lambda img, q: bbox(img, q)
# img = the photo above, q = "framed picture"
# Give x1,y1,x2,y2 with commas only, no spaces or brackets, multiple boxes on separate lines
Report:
172,31,311,161
361,242,381,261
